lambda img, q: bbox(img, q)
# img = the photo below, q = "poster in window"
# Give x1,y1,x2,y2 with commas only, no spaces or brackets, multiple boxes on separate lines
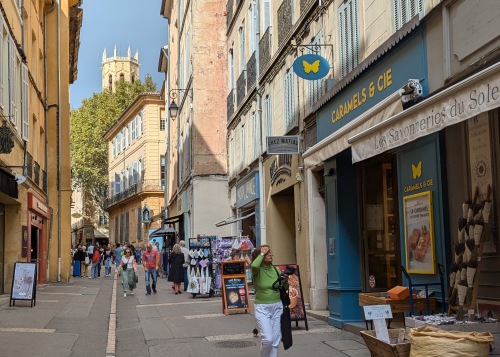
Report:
403,191,436,274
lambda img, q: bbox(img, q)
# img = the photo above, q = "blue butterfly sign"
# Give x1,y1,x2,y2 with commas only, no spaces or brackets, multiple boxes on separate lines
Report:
293,54,330,80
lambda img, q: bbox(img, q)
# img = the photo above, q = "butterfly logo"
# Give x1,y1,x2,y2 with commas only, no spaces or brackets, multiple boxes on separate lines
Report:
412,161,422,179
302,59,320,74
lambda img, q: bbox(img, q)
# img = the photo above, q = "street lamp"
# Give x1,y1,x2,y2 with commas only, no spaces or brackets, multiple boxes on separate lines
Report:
168,88,192,120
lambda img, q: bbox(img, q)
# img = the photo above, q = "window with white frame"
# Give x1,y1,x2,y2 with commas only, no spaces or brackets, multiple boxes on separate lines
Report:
8,37,18,127
160,155,166,189
160,117,166,131
393,0,423,31
133,161,139,184
131,118,137,140
21,63,29,140
229,48,235,90
249,1,258,53
308,33,324,108
121,127,126,150
339,0,359,78
116,132,121,154
284,69,296,130
240,124,246,169
127,122,131,144
229,135,235,176
114,172,121,194
128,165,133,187
251,111,259,160
264,94,272,140
262,0,271,31
239,21,246,72
140,111,144,136
112,138,116,157
122,169,127,190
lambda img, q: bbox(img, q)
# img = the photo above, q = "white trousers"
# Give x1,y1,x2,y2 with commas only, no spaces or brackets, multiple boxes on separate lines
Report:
254,302,283,357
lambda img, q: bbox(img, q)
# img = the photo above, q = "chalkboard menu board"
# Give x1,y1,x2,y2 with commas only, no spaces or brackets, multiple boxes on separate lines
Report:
10,262,37,307
223,277,249,309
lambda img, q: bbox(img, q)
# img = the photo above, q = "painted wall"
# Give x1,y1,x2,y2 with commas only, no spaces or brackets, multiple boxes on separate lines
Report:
192,177,231,236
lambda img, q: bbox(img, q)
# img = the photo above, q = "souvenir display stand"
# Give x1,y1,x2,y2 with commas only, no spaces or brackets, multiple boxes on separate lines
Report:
221,260,251,315
187,236,216,298
212,236,254,287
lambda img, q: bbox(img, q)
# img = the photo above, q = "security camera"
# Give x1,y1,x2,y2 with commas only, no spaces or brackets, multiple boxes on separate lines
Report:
399,79,423,103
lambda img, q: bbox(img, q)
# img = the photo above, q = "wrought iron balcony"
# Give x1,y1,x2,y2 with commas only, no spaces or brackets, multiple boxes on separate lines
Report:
236,71,246,107
227,88,235,121
26,152,33,178
246,52,256,92
277,0,293,46
34,161,40,186
103,179,164,209
259,27,271,74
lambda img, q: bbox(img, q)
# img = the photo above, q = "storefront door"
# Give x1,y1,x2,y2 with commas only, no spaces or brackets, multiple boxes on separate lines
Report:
30,226,40,283
361,157,401,291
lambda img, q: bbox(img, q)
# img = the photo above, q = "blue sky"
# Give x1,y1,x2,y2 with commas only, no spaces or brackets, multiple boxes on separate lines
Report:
70,0,167,109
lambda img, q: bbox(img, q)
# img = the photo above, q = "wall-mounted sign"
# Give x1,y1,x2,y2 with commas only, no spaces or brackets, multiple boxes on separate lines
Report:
267,135,300,154
293,54,330,80
236,172,259,208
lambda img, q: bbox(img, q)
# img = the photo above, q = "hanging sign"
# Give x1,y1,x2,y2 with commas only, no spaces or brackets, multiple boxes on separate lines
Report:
267,135,300,155
293,54,330,80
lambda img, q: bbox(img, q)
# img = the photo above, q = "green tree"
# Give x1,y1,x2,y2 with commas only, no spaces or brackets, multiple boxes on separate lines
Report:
70,75,157,207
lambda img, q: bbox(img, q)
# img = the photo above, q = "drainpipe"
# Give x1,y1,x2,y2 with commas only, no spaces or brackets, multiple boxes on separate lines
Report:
164,45,171,217
55,0,62,282
255,0,266,245
44,0,57,281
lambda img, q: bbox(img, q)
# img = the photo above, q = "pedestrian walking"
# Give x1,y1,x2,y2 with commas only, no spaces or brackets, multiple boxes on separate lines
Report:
115,247,137,297
142,243,159,295
179,240,189,291
251,245,287,357
104,245,113,277
168,244,185,294
73,245,84,277
81,246,89,278
91,248,100,278
114,243,123,272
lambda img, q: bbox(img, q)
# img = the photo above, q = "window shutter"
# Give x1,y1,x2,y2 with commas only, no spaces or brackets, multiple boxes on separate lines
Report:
338,0,359,77
8,36,16,124
263,0,271,30
0,14,3,106
21,63,29,141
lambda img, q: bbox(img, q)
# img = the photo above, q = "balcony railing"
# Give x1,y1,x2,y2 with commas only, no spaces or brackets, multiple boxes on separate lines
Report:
259,27,272,74
42,170,47,193
277,1,293,46
34,161,40,186
26,152,33,178
246,52,256,92
227,88,235,121
104,179,163,209
236,71,246,107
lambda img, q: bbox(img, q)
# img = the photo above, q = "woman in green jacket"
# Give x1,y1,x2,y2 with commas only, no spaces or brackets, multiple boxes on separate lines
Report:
251,245,287,357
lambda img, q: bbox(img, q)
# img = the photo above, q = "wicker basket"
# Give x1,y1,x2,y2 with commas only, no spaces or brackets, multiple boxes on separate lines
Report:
360,329,411,357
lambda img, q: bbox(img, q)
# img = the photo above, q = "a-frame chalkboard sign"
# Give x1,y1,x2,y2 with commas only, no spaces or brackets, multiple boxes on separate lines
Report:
10,262,37,307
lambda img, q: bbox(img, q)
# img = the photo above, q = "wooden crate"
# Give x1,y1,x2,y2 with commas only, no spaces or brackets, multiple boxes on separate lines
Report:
359,292,436,314
360,330,411,357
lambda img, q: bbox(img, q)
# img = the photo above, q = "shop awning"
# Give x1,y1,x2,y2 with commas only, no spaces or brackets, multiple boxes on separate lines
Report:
149,226,176,238
215,212,255,227
164,213,184,224
303,92,403,168
348,61,500,163
93,229,108,239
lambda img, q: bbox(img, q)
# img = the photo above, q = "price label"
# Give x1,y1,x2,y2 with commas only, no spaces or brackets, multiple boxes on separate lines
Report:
363,305,393,320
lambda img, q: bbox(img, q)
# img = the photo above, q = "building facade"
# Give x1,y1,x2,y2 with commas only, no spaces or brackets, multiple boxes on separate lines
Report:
159,0,231,239
225,0,500,328
104,93,166,246
0,0,82,290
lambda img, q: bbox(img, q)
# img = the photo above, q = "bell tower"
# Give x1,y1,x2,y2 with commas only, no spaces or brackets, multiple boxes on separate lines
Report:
101,45,140,92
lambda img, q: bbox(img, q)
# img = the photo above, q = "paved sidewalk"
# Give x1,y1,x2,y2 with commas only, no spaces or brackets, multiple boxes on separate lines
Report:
0,269,371,357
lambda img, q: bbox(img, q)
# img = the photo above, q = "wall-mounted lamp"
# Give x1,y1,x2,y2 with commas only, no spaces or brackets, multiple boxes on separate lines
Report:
169,88,193,120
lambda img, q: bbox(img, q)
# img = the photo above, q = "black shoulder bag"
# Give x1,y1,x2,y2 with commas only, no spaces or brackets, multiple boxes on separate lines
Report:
273,267,293,350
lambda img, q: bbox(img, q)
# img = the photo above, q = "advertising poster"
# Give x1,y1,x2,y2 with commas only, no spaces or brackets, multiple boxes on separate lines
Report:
10,262,37,306
403,191,436,274
276,264,308,329
223,277,248,309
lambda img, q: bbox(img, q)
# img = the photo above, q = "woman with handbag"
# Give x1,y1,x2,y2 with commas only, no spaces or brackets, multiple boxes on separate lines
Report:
251,245,289,357
168,244,185,294
115,247,137,297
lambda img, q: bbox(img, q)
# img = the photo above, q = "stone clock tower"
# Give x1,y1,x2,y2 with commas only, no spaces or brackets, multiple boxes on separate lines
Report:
101,46,139,92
